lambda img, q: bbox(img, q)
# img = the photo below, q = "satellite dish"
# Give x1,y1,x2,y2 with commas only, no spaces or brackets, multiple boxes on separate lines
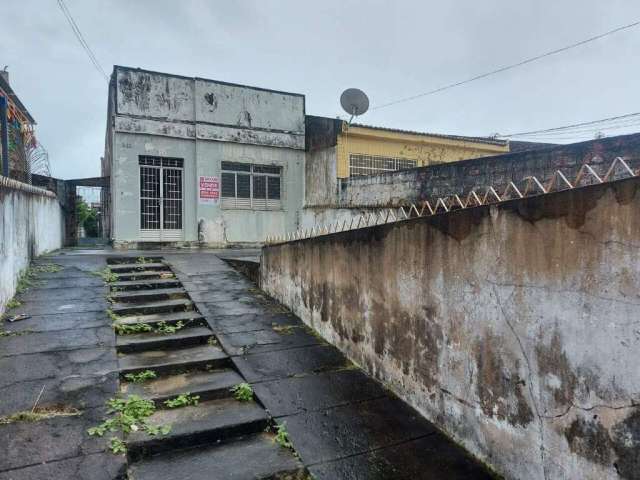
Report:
340,88,369,124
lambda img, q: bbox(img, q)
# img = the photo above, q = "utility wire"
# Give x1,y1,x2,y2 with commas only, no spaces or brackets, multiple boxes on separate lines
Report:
498,111,640,138
371,20,640,111
56,0,109,81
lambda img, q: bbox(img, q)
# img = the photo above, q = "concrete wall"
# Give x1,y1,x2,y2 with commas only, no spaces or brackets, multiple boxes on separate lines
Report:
0,177,63,313
112,132,303,246
304,146,337,207
338,132,640,207
107,66,306,246
261,177,640,480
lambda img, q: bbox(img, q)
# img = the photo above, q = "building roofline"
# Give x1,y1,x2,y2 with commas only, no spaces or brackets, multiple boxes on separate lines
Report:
112,65,306,99
0,74,36,124
349,122,507,147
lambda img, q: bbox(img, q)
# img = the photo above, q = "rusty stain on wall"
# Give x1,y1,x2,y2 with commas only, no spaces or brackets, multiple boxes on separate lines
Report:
262,176,640,479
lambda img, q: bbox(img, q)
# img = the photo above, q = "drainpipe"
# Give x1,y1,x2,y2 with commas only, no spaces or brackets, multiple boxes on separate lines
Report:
0,96,8,177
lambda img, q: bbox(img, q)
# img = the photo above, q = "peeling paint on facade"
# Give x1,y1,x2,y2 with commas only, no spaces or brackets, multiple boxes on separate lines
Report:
104,66,305,246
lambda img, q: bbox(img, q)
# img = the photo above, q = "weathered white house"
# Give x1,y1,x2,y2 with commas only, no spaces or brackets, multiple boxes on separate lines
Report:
103,66,305,247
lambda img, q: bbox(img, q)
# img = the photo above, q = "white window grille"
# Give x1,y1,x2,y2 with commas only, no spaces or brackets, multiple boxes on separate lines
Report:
349,154,417,177
221,161,282,210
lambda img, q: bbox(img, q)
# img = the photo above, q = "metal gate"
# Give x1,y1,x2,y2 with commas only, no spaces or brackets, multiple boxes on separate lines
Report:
139,156,183,241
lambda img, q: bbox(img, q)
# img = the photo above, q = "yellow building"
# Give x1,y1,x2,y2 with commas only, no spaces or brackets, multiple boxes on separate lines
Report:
336,122,509,178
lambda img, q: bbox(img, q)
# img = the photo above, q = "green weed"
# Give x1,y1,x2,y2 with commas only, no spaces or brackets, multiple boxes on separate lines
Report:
108,437,126,455
94,267,117,283
31,263,63,274
272,324,295,335
87,395,171,455
164,393,199,409
155,321,184,335
113,323,153,335
124,370,157,384
274,422,293,450
0,329,33,338
230,383,253,402
6,298,21,310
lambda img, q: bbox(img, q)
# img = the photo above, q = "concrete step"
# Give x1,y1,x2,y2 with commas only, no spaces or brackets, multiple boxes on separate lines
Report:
121,368,244,403
128,433,305,480
110,287,188,303
119,344,229,376
111,278,182,290
109,262,167,272
111,298,194,316
116,326,214,353
113,271,175,281
127,397,270,460
114,311,206,328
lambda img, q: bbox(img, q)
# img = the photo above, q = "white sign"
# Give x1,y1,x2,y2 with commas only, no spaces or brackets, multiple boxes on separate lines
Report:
199,176,220,204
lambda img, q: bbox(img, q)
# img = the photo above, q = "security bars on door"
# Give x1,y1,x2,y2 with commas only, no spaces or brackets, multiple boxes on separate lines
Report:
221,161,282,210
139,156,184,240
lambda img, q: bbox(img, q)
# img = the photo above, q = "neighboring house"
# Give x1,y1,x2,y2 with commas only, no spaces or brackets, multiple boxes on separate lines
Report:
103,66,305,248
304,115,509,206
507,140,558,153
0,69,37,182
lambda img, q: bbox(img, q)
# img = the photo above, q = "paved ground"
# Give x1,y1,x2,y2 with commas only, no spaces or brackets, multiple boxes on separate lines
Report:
0,249,495,479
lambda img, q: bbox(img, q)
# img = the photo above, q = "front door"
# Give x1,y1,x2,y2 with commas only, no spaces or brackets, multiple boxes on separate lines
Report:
139,156,184,241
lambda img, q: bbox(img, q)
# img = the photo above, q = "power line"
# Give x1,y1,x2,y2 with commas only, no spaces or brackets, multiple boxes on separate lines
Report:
498,111,640,138
371,20,640,111
56,0,109,81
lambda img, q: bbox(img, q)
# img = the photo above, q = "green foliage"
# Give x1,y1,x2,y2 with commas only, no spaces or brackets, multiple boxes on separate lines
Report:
155,320,184,335
76,198,99,237
31,263,63,274
164,393,199,409
87,395,171,455
272,324,295,335
136,256,150,264
0,329,33,337
106,309,120,322
274,422,293,450
113,323,153,335
230,383,253,402
6,298,21,310
108,437,126,455
94,267,117,282
124,370,157,384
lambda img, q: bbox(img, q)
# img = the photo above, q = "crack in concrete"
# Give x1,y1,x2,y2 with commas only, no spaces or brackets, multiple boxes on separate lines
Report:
492,285,548,480
303,432,437,468
485,278,640,308
542,400,639,419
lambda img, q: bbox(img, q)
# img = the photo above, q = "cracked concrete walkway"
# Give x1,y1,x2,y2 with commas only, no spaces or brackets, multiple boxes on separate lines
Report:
166,251,495,479
0,249,495,479
0,253,125,479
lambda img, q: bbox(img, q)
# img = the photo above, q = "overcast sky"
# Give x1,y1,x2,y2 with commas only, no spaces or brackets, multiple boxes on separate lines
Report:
4,0,640,179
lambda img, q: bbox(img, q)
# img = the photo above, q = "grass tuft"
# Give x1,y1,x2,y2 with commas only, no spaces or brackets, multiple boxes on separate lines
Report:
230,383,254,402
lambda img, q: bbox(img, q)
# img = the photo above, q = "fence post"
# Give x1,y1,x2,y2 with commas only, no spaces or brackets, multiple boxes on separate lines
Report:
0,96,9,177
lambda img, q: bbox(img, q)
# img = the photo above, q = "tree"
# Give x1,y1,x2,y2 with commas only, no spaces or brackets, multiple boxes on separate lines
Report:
76,198,99,237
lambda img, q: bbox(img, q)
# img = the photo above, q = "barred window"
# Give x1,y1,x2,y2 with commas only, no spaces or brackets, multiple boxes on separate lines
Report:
349,154,417,177
221,161,282,210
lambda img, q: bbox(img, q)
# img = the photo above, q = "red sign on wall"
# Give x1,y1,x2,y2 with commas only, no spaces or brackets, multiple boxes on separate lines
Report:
199,176,220,204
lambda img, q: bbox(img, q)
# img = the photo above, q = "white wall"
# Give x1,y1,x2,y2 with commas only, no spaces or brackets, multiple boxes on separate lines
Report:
0,177,63,314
